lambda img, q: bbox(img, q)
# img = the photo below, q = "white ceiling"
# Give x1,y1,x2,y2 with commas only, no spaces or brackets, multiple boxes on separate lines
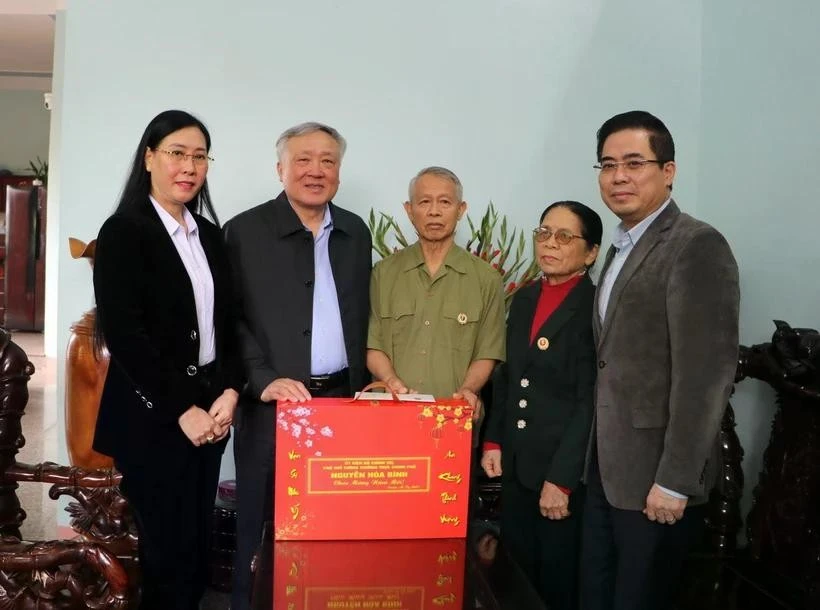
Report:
0,2,57,91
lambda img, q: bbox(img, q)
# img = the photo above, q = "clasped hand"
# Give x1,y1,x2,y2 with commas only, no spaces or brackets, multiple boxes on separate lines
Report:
480,449,502,478
643,483,687,525
539,481,570,520
178,389,238,446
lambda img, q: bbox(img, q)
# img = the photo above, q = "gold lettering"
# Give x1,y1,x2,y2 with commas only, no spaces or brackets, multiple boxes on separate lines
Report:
439,514,460,526
286,584,297,596
288,561,298,577
445,450,456,459
287,486,300,496
290,504,300,521
289,468,298,479
437,574,454,586
433,592,457,606
440,492,457,504
437,472,462,484
288,450,301,460
437,551,458,564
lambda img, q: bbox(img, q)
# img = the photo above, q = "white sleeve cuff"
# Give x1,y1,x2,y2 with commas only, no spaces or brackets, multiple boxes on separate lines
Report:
656,484,688,499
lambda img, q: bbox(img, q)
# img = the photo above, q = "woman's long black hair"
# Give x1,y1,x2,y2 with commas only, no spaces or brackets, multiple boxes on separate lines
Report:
114,109,220,225
94,110,219,356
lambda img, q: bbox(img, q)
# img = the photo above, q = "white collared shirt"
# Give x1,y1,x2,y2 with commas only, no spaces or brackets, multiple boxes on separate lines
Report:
150,196,216,365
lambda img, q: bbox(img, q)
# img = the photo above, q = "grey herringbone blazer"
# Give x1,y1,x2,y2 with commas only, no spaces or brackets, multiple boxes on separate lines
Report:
586,200,740,510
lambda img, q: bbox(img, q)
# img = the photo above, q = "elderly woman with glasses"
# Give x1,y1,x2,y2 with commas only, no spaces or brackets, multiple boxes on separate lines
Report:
482,200,602,610
92,109,244,609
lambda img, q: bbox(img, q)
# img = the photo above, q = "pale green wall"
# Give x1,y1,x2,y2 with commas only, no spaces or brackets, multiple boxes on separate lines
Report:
699,1,820,524
45,0,820,539
0,89,50,174
44,0,819,544
50,0,704,492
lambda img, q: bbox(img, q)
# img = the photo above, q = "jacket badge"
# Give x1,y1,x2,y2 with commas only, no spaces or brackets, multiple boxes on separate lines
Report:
537,337,550,351
456,313,468,325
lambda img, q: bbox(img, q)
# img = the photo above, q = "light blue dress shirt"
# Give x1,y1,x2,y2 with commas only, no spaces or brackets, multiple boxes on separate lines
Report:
308,206,348,375
597,199,671,323
597,198,686,500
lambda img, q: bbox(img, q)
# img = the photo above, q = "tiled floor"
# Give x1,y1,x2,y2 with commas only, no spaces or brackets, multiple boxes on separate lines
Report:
12,331,59,542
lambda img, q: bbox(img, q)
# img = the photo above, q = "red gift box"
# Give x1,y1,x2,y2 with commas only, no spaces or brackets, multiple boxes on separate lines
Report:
274,395,474,540
273,538,466,610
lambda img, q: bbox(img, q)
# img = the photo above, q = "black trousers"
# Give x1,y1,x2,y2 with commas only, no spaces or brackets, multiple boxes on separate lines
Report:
501,476,585,610
579,450,705,610
117,363,226,610
231,383,350,610
117,442,223,610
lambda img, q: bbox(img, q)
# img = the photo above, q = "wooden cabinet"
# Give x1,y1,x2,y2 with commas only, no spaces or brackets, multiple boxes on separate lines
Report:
2,181,46,331
0,175,35,195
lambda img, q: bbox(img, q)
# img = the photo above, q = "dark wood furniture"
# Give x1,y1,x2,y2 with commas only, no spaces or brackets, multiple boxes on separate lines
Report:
0,175,36,324
2,183,46,331
0,328,135,608
735,321,820,609
0,175,35,193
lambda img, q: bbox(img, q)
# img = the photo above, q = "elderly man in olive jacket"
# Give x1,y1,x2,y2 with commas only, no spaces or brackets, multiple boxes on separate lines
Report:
366,166,505,411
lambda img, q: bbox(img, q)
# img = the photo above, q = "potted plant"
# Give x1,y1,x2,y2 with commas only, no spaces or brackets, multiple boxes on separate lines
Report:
28,156,48,186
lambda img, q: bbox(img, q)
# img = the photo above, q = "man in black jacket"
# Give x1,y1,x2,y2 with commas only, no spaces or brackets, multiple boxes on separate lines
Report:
224,122,371,610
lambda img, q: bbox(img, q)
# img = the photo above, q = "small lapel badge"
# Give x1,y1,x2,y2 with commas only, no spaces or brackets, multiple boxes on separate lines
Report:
456,313,468,325
537,337,550,351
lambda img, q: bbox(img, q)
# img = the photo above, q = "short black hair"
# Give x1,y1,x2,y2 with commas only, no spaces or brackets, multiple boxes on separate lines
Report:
596,110,675,163
539,200,603,269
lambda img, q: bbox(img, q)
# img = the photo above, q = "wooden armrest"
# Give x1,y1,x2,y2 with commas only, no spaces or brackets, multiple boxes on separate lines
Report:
0,537,129,608
5,461,121,487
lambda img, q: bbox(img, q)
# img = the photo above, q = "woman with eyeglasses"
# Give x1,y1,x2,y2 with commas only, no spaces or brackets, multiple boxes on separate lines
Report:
482,200,602,610
92,109,244,609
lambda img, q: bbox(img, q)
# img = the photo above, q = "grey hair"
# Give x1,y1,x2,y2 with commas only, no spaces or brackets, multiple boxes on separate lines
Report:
408,166,463,201
275,121,347,161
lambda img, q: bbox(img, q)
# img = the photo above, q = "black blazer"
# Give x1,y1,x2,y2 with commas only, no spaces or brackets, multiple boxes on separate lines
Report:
92,201,244,463
223,192,371,409
485,275,596,492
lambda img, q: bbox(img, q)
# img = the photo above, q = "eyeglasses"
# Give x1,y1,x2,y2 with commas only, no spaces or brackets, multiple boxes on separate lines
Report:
156,149,214,166
533,227,584,245
593,159,662,173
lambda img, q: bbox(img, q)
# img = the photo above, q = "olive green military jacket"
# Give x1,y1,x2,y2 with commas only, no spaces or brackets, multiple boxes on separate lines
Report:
368,243,505,397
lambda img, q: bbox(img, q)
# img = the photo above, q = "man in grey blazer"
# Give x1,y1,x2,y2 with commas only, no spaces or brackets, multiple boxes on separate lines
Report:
580,111,740,610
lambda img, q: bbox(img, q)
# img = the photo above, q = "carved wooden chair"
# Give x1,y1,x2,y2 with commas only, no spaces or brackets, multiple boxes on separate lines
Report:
0,328,137,608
